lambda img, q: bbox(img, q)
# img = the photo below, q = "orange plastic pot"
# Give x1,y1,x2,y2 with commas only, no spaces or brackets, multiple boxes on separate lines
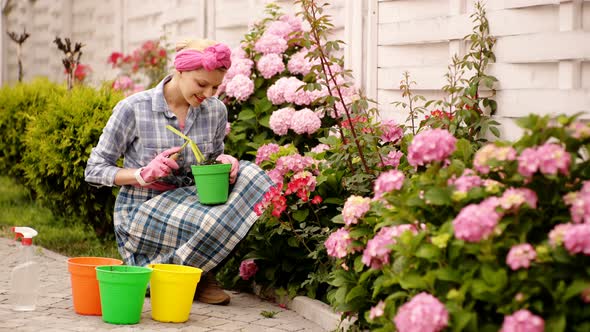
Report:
67,257,123,315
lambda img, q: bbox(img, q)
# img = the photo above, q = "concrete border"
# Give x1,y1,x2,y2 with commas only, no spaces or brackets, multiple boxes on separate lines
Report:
288,296,354,332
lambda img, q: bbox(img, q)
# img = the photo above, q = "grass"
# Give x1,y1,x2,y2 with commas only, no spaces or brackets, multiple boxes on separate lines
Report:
0,176,119,258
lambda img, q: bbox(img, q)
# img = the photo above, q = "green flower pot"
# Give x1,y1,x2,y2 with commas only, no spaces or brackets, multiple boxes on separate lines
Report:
95,265,152,325
191,163,231,205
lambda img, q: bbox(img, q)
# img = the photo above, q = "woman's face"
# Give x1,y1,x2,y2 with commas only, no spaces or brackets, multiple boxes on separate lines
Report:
178,68,226,107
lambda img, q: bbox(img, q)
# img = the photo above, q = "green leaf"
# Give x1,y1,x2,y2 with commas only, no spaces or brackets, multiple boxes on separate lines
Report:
238,109,256,121
451,310,474,332
349,227,373,238
563,279,588,301
345,285,368,302
259,114,271,128
435,267,462,282
354,255,364,273
287,237,299,247
415,243,441,261
489,126,500,137
399,273,428,290
424,187,452,206
545,314,566,332
292,208,309,222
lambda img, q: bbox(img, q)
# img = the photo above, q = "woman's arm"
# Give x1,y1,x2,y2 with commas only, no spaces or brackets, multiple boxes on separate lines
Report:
85,100,137,187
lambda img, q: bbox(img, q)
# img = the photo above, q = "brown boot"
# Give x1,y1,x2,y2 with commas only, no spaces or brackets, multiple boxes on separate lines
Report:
195,273,230,305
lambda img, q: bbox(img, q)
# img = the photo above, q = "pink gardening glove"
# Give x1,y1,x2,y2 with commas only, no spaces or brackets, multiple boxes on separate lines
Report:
216,154,239,184
140,147,182,183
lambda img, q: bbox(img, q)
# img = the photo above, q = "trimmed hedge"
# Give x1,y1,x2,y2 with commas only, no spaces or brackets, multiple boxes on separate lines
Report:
0,78,65,180
0,81,125,237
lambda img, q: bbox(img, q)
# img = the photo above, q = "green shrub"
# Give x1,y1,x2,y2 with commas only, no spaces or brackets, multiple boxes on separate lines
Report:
0,78,65,180
20,85,123,237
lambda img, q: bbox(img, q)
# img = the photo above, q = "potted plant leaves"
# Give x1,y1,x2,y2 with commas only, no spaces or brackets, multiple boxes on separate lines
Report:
166,125,231,205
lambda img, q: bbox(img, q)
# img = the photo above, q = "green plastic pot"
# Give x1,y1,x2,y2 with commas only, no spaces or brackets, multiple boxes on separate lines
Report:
191,163,231,205
95,265,152,325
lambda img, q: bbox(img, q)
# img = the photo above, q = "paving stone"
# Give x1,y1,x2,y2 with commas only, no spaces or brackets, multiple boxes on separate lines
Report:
0,237,328,331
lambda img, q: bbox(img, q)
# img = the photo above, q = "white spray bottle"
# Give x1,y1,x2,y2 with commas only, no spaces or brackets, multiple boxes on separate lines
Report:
10,226,40,311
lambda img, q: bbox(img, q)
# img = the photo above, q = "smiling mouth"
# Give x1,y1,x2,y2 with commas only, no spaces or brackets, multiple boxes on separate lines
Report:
195,95,205,103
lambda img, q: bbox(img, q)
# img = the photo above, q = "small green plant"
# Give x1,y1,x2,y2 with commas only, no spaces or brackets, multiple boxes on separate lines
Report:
260,310,279,318
165,125,205,163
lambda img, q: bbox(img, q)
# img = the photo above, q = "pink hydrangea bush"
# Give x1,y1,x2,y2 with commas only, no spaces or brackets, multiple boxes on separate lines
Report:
326,114,590,331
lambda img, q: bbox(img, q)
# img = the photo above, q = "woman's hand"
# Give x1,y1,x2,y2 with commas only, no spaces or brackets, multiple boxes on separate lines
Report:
216,154,239,184
138,146,182,184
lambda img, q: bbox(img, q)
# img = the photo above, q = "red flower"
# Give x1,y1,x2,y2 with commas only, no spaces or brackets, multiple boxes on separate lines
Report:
142,40,156,51
311,195,323,205
107,52,123,67
65,64,91,82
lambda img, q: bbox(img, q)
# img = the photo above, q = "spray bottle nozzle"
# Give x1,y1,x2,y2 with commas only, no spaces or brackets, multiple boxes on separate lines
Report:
12,227,38,246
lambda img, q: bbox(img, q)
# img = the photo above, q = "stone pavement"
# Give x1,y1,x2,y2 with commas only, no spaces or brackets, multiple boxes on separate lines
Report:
0,238,327,331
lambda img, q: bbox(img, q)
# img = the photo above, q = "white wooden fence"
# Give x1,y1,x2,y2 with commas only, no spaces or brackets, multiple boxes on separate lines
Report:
1,0,588,139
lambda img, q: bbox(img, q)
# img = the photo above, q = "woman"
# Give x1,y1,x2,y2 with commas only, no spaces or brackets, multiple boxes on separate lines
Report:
85,39,273,305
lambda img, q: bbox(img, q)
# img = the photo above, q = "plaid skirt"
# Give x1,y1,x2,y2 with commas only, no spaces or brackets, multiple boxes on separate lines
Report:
113,161,273,272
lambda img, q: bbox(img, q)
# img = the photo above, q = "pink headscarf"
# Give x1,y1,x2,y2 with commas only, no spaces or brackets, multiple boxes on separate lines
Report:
174,43,232,72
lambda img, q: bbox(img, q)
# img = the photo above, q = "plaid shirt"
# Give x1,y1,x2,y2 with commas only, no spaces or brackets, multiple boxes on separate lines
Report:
85,75,227,187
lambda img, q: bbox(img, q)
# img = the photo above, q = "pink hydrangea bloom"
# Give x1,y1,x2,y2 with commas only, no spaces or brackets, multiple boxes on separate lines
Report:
394,292,449,332
563,223,590,255
226,57,253,80
380,120,403,143
311,144,330,154
291,108,322,135
265,20,293,39
569,121,590,139
474,144,517,174
257,53,285,79
231,46,247,60
500,309,544,332
256,143,280,165
274,154,316,176
279,14,303,34
382,150,404,168
225,74,254,101
499,188,538,211
448,169,483,193
267,169,283,185
362,224,417,269
287,49,316,75
267,77,306,105
369,300,385,320
225,122,231,137
282,78,306,104
325,228,352,258
267,77,289,105
342,196,371,225
506,243,537,270
239,259,258,280
373,170,405,200
537,143,571,176
408,129,457,167
254,33,288,55
112,75,134,91
269,107,295,135
517,147,539,178
563,181,590,223
452,201,502,242
549,223,572,247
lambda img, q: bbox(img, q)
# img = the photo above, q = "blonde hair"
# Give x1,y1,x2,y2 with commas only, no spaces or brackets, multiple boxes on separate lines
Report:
175,39,218,52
